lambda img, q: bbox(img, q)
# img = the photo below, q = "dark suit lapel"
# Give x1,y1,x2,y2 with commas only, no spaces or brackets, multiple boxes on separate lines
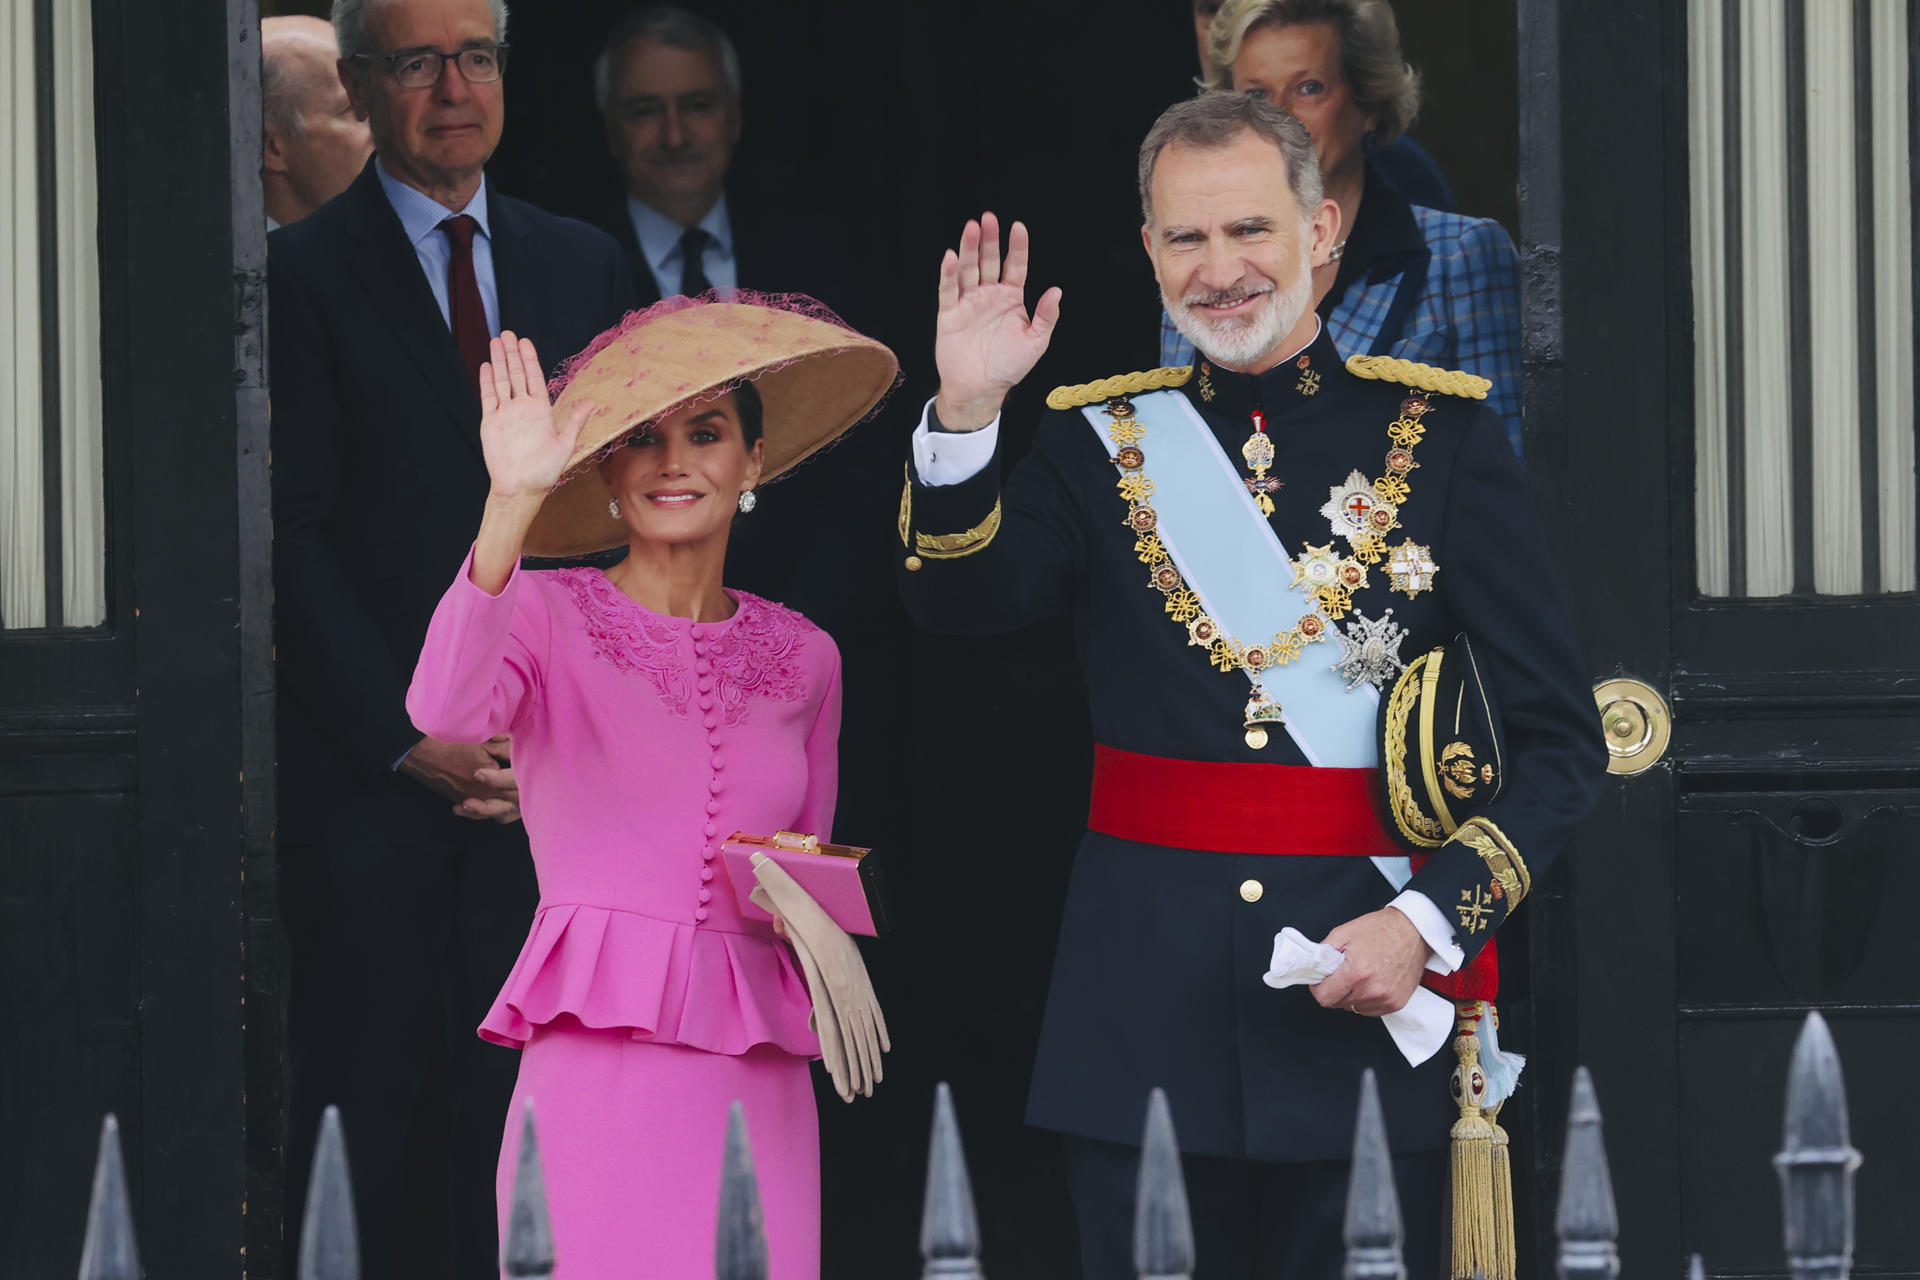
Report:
490,192,557,366
605,195,661,308
339,162,483,460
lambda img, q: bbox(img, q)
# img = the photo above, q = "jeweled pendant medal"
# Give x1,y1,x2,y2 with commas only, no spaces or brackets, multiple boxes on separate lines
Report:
1242,408,1281,515
1243,690,1284,749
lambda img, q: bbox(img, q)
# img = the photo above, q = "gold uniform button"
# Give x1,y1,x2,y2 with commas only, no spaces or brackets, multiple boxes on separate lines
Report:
904,555,924,572
1239,879,1264,903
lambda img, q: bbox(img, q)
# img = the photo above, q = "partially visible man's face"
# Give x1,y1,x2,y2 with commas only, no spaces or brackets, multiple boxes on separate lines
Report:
273,53,374,212
345,0,504,195
603,37,741,216
1142,130,1337,368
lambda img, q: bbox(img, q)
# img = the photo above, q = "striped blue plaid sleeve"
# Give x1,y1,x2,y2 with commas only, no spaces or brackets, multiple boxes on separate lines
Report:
1160,308,1195,369
1431,215,1524,455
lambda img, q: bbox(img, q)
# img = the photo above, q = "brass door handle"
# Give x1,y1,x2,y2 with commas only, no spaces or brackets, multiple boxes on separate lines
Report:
1593,678,1671,776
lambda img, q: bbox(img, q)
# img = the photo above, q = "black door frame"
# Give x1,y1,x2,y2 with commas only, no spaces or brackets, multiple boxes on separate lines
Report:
0,0,272,1270
1515,1,1684,1274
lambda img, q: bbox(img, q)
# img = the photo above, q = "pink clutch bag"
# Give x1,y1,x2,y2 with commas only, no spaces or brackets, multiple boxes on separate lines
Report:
721,830,891,938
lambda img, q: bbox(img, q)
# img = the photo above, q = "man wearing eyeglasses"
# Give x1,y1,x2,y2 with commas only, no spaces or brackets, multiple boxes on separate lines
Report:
267,1,634,1275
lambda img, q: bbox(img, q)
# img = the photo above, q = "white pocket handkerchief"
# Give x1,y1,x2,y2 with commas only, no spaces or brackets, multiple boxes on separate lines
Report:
1262,926,1454,1066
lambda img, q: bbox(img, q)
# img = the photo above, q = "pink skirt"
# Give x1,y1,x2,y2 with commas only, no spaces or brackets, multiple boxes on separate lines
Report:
496,1024,819,1279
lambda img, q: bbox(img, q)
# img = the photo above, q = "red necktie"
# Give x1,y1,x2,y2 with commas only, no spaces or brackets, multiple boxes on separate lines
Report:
439,214,489,389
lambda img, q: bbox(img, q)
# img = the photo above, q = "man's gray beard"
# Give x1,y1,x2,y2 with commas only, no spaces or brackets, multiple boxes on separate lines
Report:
1164,244,1315,368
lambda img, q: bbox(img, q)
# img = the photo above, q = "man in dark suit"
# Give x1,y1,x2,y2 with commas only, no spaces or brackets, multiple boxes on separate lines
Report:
268,0,632,1274
588,6,844,309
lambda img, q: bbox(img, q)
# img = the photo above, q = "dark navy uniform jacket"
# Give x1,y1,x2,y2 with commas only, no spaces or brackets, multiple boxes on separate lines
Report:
896,325,1606,1162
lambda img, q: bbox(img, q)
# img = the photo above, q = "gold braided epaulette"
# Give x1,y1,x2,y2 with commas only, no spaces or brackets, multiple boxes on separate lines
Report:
1045,365,1193,410
1344,354,1491,401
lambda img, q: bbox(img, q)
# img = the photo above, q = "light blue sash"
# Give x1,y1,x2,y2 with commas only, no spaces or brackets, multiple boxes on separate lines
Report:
1082,390,1411,887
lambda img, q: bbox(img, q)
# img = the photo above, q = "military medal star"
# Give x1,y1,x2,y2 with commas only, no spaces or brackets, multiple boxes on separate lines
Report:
1330,608,1408,691
1320,470,1395,545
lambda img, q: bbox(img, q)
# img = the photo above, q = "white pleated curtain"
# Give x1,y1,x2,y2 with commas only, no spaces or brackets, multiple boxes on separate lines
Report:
0,0,104,629
1690,0,1917,596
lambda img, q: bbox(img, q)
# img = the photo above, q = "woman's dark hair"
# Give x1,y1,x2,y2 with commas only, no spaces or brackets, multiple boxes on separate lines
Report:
724,378,765,449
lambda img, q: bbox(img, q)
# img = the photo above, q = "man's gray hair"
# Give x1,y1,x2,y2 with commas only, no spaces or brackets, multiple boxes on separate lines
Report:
1138,92,1324,226
262,19,333,140
332,0,510,65
592,6,742,116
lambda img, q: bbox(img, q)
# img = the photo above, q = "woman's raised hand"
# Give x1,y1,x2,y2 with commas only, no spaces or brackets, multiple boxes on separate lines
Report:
932,212,1062,433
478,331,595,501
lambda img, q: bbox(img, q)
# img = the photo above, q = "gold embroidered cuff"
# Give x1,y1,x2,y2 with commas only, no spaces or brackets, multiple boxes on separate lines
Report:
911,499,1003,559
1446,816,1530,910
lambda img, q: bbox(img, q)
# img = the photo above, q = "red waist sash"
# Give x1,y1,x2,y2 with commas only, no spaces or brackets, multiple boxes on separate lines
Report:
1088,744,1400,856
1085,744,1497,1001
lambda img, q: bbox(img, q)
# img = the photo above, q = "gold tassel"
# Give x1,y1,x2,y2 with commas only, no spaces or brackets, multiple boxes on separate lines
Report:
1490,1105,1517,1280
1449,1005,1497,1280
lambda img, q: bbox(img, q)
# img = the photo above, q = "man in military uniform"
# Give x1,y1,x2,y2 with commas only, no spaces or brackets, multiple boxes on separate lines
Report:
897,92,1605,1279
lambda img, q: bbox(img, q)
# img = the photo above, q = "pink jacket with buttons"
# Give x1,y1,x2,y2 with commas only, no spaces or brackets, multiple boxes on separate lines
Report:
407,552,839,1058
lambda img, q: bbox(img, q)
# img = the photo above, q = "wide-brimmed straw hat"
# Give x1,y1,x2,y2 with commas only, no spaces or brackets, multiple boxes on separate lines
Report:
524,292,899,558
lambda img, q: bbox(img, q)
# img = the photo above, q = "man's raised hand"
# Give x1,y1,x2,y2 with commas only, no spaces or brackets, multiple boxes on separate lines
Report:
932,212,1063,433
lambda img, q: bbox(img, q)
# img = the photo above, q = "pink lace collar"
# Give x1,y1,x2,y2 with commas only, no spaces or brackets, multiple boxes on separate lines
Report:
557,568,814,723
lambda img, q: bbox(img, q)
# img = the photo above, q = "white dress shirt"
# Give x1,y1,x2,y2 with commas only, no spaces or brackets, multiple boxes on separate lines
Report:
627,193,737,298
376,157,501,338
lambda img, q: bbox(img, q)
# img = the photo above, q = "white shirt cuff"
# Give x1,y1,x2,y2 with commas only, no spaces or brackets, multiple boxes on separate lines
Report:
1390,890,1465,975
910,397,1001,487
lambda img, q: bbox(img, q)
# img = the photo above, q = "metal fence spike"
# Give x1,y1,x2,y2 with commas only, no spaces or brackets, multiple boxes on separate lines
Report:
1775,1012,1861,1280
920,1083,984,1280
298,1106,360,1280
1690,1253,1708,1280
504,1102,557,1277
1344,1070,1406,1280
1555,1067,1619,1280
715,1102,769,1280
77,1115,140,1280
1134,1088,1194,1280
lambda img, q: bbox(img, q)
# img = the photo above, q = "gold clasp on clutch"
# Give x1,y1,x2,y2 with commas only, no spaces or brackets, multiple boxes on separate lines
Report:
771,830,818,852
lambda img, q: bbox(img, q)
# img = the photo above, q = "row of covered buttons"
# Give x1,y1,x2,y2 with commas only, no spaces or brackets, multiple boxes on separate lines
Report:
694,623,723,924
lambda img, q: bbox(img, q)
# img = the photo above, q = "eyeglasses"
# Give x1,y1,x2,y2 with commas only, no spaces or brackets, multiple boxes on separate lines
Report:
352,44,509,89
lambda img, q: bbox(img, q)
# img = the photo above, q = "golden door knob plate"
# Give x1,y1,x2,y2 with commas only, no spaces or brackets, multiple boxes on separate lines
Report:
1592,677,1672,776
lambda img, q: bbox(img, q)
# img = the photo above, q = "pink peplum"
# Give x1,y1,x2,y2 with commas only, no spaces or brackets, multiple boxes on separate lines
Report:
407,553,841,1278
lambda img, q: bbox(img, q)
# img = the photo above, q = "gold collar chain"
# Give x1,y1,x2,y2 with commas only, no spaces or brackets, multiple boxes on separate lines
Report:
1101,389,1441,746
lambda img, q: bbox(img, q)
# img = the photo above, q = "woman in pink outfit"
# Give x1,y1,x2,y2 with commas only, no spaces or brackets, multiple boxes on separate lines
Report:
405,296,897,1278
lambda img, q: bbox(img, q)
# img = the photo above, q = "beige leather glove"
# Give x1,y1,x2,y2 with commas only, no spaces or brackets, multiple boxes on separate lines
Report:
749,882,872,1100
750,853,890,1099
779,917,856,1101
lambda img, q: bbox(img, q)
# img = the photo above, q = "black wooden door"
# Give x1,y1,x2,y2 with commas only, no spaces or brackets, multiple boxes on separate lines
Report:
1517,2,1920,1277
0,0,273,1272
